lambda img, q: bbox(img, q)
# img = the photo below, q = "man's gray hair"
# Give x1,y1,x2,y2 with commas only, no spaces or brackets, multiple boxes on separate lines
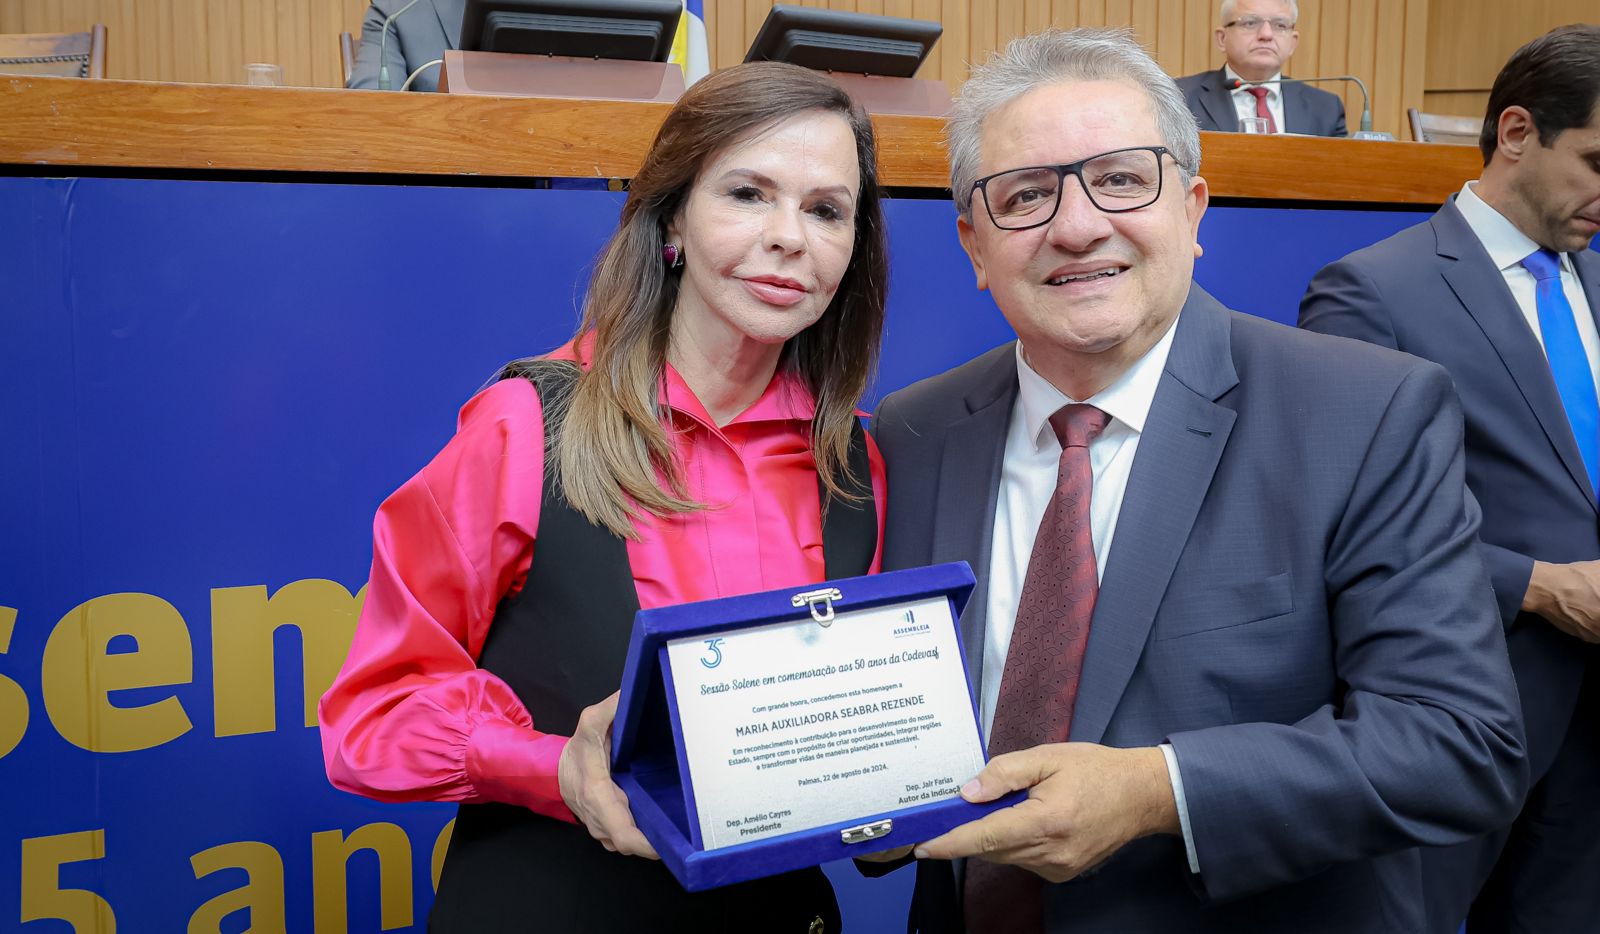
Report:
946,28,1202,220
1220,0,1299,23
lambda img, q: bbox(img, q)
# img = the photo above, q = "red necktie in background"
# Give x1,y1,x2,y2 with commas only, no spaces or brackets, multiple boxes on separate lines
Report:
1247,86,1278,133
964,403,1110,934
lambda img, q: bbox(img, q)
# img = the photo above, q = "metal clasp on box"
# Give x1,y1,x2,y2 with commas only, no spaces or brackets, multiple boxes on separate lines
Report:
791,587,843,626
840,819,892,845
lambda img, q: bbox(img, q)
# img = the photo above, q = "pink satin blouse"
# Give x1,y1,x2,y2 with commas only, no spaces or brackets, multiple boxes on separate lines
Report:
318,343,887,824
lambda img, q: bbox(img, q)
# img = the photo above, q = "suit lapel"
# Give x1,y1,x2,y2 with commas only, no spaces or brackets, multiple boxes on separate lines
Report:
1578,249,1600,334
1282,81,1307,134
1434,201,1598,510
1201,68,1240,132
1070,288,1238,745
436,0,464,50
931,346,1018,693
1576,249,1600,502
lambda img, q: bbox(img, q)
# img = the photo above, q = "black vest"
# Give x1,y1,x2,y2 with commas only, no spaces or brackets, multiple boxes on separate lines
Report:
430,360,877,933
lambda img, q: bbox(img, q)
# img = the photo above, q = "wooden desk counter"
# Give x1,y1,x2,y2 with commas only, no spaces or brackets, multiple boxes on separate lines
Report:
0,75,1482,203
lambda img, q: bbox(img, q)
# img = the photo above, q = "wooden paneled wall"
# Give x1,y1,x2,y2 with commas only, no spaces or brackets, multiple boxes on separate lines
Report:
0,0,369,89
709,0,1429,136
1423,0,1596,120
0,0,1430,136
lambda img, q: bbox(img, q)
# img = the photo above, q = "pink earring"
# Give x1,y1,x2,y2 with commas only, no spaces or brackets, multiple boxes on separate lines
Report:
662,243,684,268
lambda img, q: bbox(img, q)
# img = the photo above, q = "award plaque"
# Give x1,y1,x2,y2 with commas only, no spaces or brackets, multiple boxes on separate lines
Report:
610,562,1022,891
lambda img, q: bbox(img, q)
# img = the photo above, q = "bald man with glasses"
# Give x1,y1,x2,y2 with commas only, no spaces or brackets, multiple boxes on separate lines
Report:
1175,0,1347,136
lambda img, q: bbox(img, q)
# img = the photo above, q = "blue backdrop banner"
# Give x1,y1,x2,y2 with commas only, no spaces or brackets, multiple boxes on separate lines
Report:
0,176,1430,933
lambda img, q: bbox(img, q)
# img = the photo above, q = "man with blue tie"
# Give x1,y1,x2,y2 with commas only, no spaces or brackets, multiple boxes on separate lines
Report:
1300,25,1600,934
869,27,1525,933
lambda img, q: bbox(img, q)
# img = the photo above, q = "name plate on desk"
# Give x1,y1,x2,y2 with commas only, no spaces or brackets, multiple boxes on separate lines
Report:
665,594,983,849
611,562,1022,891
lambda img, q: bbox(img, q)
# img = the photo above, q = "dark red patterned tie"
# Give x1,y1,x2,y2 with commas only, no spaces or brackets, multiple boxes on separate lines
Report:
1246,86,1278,133
964,403,1110,934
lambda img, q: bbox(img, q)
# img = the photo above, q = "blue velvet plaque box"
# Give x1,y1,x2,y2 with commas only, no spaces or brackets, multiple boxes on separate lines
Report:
611,561,1021,892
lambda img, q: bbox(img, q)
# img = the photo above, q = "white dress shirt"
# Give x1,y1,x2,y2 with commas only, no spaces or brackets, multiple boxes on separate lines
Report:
1455,180,1600,387
981,317,1203,874
1225,65,1286,133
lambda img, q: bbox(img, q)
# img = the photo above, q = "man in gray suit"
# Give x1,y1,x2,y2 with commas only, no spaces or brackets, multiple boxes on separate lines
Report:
1300,25,1600,934
348,0,463,92
869,27,1524,933
1175,0,1346,136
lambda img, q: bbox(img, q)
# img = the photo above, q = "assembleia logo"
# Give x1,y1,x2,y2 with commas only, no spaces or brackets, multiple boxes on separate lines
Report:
700,637,726,669
892,609,930,638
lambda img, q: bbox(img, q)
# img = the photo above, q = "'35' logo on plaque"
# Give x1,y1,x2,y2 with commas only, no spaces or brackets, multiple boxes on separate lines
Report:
700,637,726,669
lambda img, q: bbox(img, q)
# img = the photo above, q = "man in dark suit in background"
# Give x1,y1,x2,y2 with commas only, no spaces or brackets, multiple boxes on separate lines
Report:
869,26,1524,934
1175,0,1346,136
1300,25,1600,934
348,0,463,92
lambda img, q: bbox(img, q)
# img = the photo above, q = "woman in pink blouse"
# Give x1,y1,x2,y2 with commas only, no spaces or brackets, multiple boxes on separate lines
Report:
318,62,889,932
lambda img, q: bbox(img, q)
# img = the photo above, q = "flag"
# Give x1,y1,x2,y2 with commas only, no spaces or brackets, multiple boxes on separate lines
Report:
670,0,711,85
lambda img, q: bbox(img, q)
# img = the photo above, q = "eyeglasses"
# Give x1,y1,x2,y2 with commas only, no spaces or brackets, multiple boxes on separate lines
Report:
1224,15,1296,33
970,146,1174,231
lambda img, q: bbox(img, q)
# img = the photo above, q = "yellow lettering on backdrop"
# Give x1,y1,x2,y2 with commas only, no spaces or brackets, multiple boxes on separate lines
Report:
211,580,365,737
432,819,455,892
20,829,116,933
41,593,194,752
312,822,413,933
188,840,287,934
0,606,29,758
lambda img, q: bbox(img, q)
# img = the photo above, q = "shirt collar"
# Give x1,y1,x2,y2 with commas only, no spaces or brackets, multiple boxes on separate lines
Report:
1225,65,1282,97
1456,180,1577,276
1014,316,1180,452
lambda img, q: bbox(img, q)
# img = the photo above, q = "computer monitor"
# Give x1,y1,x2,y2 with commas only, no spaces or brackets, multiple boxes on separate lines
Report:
743,5,941,79
460,0,682,62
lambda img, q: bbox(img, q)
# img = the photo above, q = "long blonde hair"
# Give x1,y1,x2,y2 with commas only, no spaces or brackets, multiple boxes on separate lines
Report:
546,62,887,538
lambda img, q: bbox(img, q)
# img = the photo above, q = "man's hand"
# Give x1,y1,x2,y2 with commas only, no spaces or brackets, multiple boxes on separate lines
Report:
557,691,659,859
913,743,1178,883
1526,560,1600,643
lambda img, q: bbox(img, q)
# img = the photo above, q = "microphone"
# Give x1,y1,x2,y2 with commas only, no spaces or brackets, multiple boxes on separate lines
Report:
378,0,428,91
1227,75,1374,134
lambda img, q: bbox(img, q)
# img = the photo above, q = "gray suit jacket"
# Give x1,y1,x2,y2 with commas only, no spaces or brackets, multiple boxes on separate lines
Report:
1301,200,1600,777
348,0,465,92
872,286,1525,932
1305,202,1593,774
1176,67,1348,137
1300,205,1600,929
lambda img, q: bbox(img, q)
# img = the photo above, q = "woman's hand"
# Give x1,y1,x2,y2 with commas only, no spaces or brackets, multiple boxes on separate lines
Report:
557,691,660,859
